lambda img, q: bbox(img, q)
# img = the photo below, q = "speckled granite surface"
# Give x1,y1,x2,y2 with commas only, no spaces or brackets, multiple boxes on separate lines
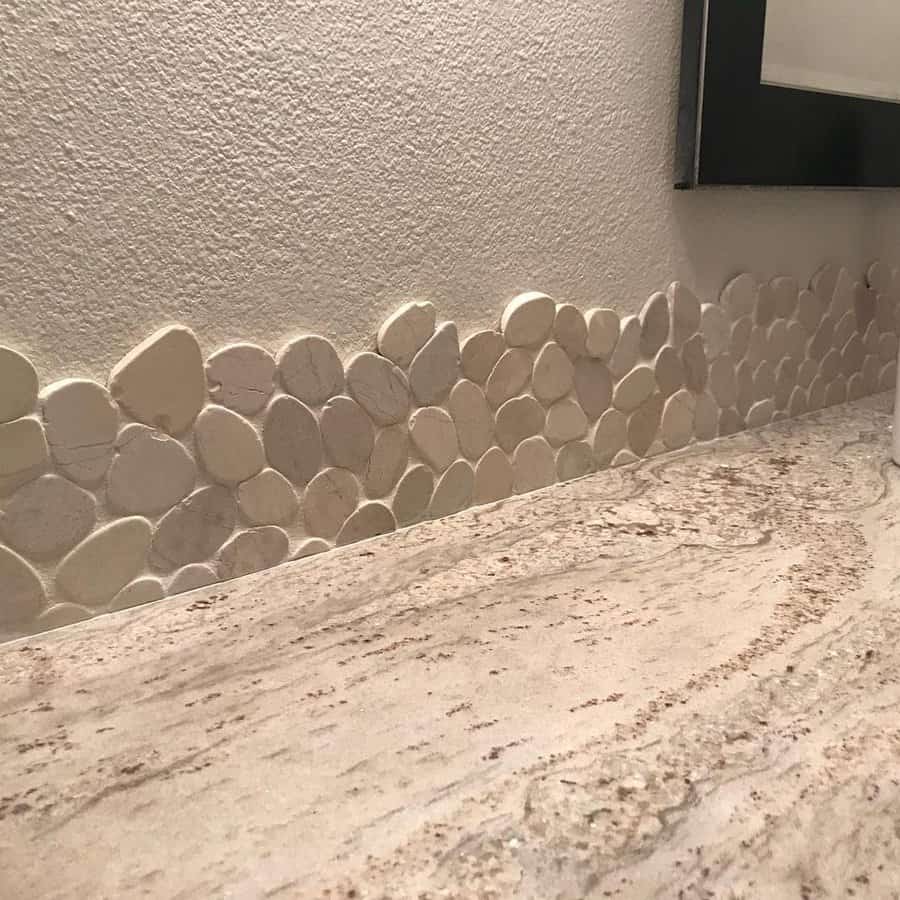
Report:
1,393,899,899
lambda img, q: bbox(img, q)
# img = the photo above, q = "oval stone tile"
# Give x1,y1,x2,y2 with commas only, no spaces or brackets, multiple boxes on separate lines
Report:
473,447,514,505
532,342,574,404
460,331,505,385
613,366,656,413
796,290,824,333
57,517,152,608
847,372,866,400
824,377,847,408
449,381,493,461
573,357,613,420
556,441,595,482
709,355,737,408
880,361,897,392
545,398,588,447
585,309,620,359
237,468,298,526
875,292,896,334
109,325,205,435
608,315,641,377
320,396,374,474
855,284,877,333
746,399,775,428
612,448,640,467
409,322,459,406
336,502,396,546
694,393,718,441
303,468,359,540
364,426,409,499
878,332,899,365
730,316,753,361
862,355,881,393
513,436,556,494
554,305,587,359
639,292,670,357
377,301,436,368
753,360,776,401
808,315,835,362
277,335,344,406
0,347,38,424
755,282,776,328
150,486,236,572
660,389,696,450
0,417,48,497
700,303,729,360
495,396,545,453
37,603,90,631
771,276,799,320
393,465,435,526
832,310,856,351
292,538,332,560
109,577,166,612
593,408,628,466
681,334,708,393
169,563,219,596
409,407,458,472
500,292,555,347
788,386,808,417
217,527,289,580
107,424,196,516
205,343,276,415
429,460,474,519
263,395,322,485
797,358,818,389
718,407,744,436
774,358,799,410
841,334,865,379
786,321,808,359
668,282,701,345
627,394,664,456
485,349,532,408
0,475,95,561
654,346,684,398
807,375,827,410
721,273,758,320
735,360,756,416
345,353,410,426
41,379,118,486
195,406,264,486
765,319,788,364
0,545,45,627
819,348,841,383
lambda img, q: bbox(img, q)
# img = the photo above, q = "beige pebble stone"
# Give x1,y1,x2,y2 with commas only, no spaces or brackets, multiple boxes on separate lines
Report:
336,502,396,546
106,424,196,516
796,290,824,333
753,360,776,401
195,406,264,486
855,284,877,334
292,538,332,560
303,468,359,540
345,352,410,426
639,292,670,358
745,327,768,369
755,282,776,328
0,475,95,561
808,316,835,361
393,465,435,525
573,357,613,420
771,277,799,320
364,426,409,499
320,396,374,474
694,393,718,441
875,291,897,334
57,517,152,608
150,486,236,571
409,322,460,406
785,321,808,359
585,308,620,359
608,315,641,377
169,564,219,596
807,375,827,410
0,417,48,497
847,372,866,401
592,408,628,466
862,355,881,393
840,335,865,379
811,263,839,306
746,399,775,428
681,334,708,393
718,408,744,436
237,468,298,526
765,319,788,364
513,436,555,494
501,292,555,347
0,347,38,424
879,332,899,364
473,447,514,505
545,398,588,446
409,407,458,472
880,361,898,392
700,304,730,360
788,386,808,417
797,358,818,388
612,448,640,467
735,361,755,416
263,395,322,485
37,603,90,631
485,349,532,408
832,310,856,350
377,301,436,368
449,381,494,461
868,261,893,293
653,346,684,398
824,377,847,407
41,379,117,486
627,394,664,456
0,544,45,627
721,273,758,320
429,460,474,519
217,527,289,580
660,389,695,450
205,343,276,415
613,366,656,413
774,358,799,410
556,442,595,482
109,577,166,612
708,354,737,408
278,335,344,406
554,305,588,359
730,316,753,361
109,325,204,435
495,396,545,453
668,282,701,345
830,268,855,318
460,331,506,385
532,342,574,404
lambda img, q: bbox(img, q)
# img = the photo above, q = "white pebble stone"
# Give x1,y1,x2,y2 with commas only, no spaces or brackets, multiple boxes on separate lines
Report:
593,408,628,466
263,395,322,485
345,353,410,426
205,343,276,415
37,603,90,631
700,304,730,360
169,564,219,596
0,417,49,497
495,396,545,453
460,331,506,385
554,305,588,359
627,394,664,456
500,292,555,348
612,448,640,467
693,393,718,441
277,335,344,406
303,468,359,540
532,342,574,404
720,273,758,320
195,406,264,486
660,389,696,450
746,399,775,428
513,436,556,494
320,396,375,474
556,441,595,482
613,366,656,413
0,545,45,627
336,502,396,546
485,349,532,408
639,292,670,357
473,447,514,505
377,301,436,368
150,486,236,572
668,282,701,345
364,426,409,499
608,315,641,377
0,347,38,424
449,380,494,461
585,309,620,359
429,460,475,519
217,527,289,580
409,407,459,472
109,577,166,612
393,465,434,526
545,398,588,446
292,538,332,560
409,322,459,406
237,468,298,526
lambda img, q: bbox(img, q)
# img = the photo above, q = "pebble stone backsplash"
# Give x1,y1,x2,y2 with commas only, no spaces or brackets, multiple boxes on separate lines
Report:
0,261,898,641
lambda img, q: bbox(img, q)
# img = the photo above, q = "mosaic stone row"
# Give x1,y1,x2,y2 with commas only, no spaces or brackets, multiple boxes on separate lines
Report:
0,261,897,640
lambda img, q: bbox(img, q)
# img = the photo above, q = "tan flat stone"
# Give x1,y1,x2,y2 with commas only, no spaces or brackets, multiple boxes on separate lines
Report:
532,343,574,404
693,393,718,441
500,292,555,348
573,357,613,420
0,417,48,497
364,427,409,499
35,603,89,632
788,385,808,417
110,577,166,612
746,399,775,428
512,436,555,494
0,346,38,424
554,305,588,359
735,360,755,416
612,448,640,467
819,348,841,382
653,346,684,398
393,465,434,526
855,285,878,334
545,398,588,447
808,316,835,362
592,408,628,466
841,335,865,379
875,292,897,333
292,538,332,560
861,355,881,393
608,315,641,378
765,319,788,364
303,468,359,540
376,302,436,368
668,282,701,346
847,372,866,400
880,361,897,392
660,389,695,450
320,396,375,474
345,353,410,426
755,282,776,327
217,527,289,580
811,263,839,305
829,268,855,319
796,289,824,333
449,381,494,461
460,331,505,385
681,334,708,393
409,322,459,406
195,406,265,486
627,394,663,456
721,273,757,320
744,326,768,369
700,303,729,360
613,366,656,413
824,377,847,408
785,321,808,359
485,349,532,408
473,447,514,505
429,460,474,519
409,407,458,472
278,335,344,407
797,358,818,388
584,309,619,359
169,564,219,596
771,276,799,319
832,311,856,352
205,343,276,415
263,396,322,486
639,292,670,357
336,502,395,546
878,332,899,364
807,375,827,410
753,360,776,401
730,316,753,361
774,358,798,410
150,486,236,572
0,545,44,628
708,354,737,408
237,469,298,526
718,407,744,435
495,396,545,453
556,441,595,482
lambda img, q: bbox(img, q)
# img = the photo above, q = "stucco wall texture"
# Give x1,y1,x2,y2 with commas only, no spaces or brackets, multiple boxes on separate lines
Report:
1,0,895,382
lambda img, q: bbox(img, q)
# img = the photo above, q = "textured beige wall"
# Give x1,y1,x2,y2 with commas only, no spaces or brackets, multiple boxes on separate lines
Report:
0,0,893,383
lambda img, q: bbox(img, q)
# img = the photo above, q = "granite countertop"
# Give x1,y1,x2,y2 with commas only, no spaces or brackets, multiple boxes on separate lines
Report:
2,393,899,899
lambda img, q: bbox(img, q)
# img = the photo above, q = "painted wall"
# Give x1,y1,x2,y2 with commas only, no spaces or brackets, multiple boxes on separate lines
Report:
0,0,893,383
